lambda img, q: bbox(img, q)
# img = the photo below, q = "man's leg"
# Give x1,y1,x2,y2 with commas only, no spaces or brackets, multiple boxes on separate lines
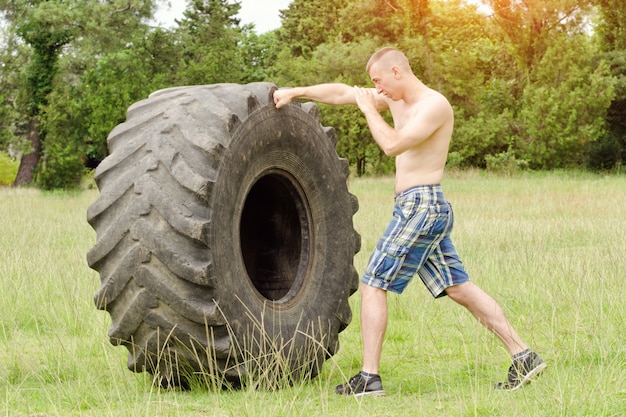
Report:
360,282,388,374
445,281,527,356
335,282,388,396
446,281,547,389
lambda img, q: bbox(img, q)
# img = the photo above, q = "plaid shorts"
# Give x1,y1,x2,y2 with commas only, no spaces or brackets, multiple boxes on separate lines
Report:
362,184,470,297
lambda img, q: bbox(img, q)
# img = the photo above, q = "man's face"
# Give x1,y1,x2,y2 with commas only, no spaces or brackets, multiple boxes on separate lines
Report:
368,63,397,100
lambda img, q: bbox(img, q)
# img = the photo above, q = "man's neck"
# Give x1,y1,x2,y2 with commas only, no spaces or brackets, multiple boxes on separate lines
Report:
401,77,426,105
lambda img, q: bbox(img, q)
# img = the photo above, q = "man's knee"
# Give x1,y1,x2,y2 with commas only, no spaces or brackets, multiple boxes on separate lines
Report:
360,282,387,301
445,282,473,305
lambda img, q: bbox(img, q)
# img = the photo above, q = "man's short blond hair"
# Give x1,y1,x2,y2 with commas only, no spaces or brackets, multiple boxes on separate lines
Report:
366,47,411,73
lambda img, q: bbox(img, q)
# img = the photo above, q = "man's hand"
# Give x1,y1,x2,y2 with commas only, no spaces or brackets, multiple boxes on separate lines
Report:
273,89,293,109
354,86,378,115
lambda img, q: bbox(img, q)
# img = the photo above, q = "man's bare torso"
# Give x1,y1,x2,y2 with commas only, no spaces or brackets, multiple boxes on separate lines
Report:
386,89,454,193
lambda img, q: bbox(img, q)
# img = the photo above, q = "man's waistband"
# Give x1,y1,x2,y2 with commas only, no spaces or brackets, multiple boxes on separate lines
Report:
395,184,443,198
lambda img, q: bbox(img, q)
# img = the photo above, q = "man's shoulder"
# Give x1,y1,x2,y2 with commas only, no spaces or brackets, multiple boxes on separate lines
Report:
423,88,451,106
414,89,453,120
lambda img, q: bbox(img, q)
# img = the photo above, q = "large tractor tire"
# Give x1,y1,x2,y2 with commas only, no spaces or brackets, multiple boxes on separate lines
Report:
86,82,360,388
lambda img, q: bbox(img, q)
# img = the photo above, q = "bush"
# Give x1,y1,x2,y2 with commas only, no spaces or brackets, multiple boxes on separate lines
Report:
451,110,513,167
445,151,464,169
0,152,19,186
514,34,615,169
587,130,623,171
485,149,529,175
36,141,84,190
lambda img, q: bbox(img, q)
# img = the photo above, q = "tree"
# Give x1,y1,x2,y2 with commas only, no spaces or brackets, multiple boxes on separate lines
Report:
595,0,626,51
446,0,610,169
592,0,626,169
2,0,266,188
12,0,73,186
277,0,349,58
338,0,431,45
0,15,27,156
485,0,593,72
0,0,615,186
514,33,614,168
238,28,278,82
415,0,491,109
1,0,158,188
174,0,245,85
43,26,179,177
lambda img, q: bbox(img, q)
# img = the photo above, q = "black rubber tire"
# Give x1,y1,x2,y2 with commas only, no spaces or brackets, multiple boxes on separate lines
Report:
86,82,360,388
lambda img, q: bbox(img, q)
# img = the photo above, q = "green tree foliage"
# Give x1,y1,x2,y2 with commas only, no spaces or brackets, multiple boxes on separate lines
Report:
486,0,593,72
595,0,626,51
277,0,348,57
0,0,623,188
593,0,626,169
1,0,256,188
270,0,616,174
239,29,279,82
516,34,614,168
10,0,74,186
174,0,245,84
0,21,25,153
338,0,431,45
1,0,159,188
417,0,490,110
451,108,515,167
40,1,158,189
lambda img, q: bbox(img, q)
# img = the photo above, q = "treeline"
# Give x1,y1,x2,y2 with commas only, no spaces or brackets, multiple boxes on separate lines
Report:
0,0,624,189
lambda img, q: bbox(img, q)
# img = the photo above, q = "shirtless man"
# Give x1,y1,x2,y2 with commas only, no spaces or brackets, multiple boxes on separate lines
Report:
273,47,546,396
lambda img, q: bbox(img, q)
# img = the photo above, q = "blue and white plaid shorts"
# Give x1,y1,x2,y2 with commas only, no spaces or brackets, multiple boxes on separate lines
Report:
362,184,470,297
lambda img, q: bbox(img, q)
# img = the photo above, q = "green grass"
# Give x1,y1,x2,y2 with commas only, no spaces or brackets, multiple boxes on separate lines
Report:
1,171,625,416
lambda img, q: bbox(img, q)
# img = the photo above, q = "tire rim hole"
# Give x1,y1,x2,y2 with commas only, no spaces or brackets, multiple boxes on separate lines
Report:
240,172,311,302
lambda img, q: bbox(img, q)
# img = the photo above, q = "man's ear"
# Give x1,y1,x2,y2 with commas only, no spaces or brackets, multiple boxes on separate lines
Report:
391,65,401,79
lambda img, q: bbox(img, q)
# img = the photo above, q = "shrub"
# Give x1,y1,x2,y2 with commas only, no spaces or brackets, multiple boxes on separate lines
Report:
0,152,19,186
485,149,529,175
36,141,84,190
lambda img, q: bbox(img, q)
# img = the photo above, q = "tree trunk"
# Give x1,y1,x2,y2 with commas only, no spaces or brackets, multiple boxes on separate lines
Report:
13,118,42,186
356,157,365,177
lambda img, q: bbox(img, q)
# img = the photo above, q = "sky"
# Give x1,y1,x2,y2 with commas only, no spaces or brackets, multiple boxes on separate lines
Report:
153,0,293,34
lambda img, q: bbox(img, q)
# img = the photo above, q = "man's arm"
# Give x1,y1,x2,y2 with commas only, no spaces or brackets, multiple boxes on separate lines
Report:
273,84,355,108
354,87,451,156
274,84,387,110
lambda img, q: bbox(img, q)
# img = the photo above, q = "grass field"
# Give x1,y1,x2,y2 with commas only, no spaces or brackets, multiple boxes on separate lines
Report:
0,171,624,416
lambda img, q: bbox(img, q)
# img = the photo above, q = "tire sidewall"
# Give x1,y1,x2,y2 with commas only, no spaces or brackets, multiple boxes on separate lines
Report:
210,104,356,354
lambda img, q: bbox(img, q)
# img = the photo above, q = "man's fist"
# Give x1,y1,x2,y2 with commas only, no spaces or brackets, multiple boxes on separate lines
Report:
273,89,293,109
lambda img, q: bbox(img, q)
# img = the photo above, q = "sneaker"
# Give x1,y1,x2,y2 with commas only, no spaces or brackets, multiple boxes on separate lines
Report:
495,350,547,391
335,372,385,397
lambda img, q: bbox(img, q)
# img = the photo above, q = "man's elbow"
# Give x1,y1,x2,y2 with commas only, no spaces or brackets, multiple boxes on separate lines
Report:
382,144,402,157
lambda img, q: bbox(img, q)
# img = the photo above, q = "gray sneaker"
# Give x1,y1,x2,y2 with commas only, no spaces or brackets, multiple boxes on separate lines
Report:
335,372,385,397
495,350,547,391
